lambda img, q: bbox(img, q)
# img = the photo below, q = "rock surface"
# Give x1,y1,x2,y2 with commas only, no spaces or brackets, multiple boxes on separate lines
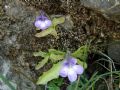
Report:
81,0,120,22
108,41,120,63
0,0,120,90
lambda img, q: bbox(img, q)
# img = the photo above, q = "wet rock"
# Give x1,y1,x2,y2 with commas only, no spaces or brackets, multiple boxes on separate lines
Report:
0,0,37,90
4,0,35,20
0,0,120,89
0,54,36,90
108,41,120,63
19,0,65,14
0,55,14,90
81,0,120,22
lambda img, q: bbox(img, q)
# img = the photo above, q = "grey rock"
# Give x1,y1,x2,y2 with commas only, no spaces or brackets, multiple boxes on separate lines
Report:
108,41,120,63
81,0,120,22
0,0,37,90
0,54,36,90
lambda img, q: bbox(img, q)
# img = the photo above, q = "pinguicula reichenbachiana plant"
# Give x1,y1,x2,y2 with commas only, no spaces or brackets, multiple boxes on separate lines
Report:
34,11,52,30
33,45,89,85
34,11,65,38
59,54,84,82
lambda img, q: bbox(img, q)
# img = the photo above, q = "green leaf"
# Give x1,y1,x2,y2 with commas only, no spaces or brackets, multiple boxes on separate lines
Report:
52,17,65,26
72,45,89,61
33,51,47,57
77,59,87,69
48,78,63,86
35,17,65,38
50,30,58,39
48,83,60,90
79,75,88,87
48,49,65,55
54,78,63,86
67,82,80,90
49,54,64,62
36,62,62,85
35,56,49,70
35,27,55,37
48,78,63,90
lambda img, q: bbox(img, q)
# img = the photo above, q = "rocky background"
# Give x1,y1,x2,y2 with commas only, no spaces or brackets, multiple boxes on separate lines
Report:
0,0,120,90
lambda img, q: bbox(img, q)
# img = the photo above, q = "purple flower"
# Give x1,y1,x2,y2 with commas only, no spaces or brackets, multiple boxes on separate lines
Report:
34,11,52,30
59,56,84,82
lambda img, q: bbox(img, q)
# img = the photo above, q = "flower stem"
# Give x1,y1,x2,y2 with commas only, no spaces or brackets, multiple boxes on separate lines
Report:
74,75,80,90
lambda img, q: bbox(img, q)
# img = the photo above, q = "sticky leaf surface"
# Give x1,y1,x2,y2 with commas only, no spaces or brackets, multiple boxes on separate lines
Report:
36,62,62,85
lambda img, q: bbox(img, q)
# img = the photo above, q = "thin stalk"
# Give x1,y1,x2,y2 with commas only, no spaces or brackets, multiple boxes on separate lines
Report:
109,61,113,90
81,71,120,90
74,75,80,90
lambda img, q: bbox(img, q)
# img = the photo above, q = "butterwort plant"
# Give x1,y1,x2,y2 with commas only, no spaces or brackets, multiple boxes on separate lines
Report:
34,10,65,38
34,45,88,85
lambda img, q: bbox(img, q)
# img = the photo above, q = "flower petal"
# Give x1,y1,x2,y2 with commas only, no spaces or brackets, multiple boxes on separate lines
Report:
34,20,42,28
45,20,52,27
34,14,52,30
73,65,84,75
63,60,69,66
68,68,77,82
68,57,77,65
59,66,68,77
39,22,47,30
34,20,48,30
